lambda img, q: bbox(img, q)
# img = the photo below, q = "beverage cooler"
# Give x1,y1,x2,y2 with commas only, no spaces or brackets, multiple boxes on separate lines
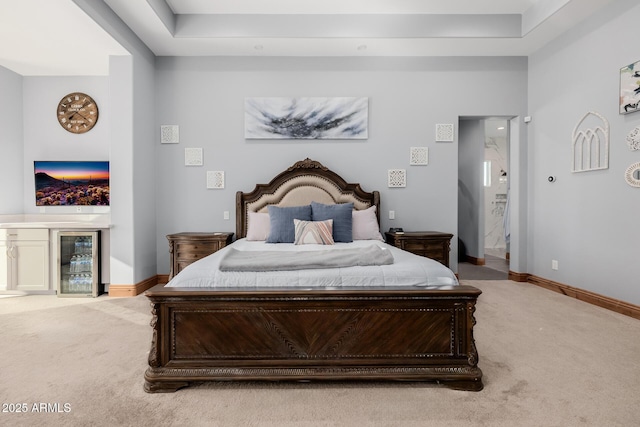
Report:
57,231,102,297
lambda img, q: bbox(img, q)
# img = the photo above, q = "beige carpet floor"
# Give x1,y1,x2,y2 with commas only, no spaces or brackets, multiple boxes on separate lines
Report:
1,280,639,427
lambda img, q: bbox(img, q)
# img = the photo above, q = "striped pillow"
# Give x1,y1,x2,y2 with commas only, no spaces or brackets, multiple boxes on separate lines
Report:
293,219,335,245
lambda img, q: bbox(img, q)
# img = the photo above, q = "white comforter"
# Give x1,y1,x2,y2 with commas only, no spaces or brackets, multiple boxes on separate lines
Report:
166,238,458,288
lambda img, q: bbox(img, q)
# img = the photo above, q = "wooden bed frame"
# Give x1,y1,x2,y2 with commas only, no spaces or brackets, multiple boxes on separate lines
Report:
144,159,483,392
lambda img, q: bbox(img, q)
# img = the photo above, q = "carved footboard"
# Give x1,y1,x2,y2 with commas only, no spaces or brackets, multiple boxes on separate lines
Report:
144,285,483,393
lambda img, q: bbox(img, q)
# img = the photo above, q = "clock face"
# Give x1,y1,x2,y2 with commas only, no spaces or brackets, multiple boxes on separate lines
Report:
57,92,99,134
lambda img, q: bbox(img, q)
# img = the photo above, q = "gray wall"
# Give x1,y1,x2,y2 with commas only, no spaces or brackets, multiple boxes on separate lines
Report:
107,55,135,285
132,53,157,284
528,0,640,304
154,56,528,274
0,66,23,214
106,53,157,284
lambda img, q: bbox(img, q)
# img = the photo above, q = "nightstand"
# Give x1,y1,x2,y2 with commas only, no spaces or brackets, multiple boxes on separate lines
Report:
385,231,453,267
167,232,234,280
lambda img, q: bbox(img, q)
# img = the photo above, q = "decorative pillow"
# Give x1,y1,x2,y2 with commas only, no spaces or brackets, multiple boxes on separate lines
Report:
352,206,384,241
294,219,335,245
266,205,312,243
246,211,270,241
310,201,353,243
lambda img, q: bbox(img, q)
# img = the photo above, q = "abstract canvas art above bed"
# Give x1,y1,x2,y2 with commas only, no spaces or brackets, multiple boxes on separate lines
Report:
244,97,368,139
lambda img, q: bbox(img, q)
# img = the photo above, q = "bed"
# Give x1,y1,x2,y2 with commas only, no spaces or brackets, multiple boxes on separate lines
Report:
144,158,483,392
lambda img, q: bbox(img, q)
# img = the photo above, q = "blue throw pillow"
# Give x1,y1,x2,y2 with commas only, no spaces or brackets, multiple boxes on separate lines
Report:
266,205,312,243
311,201,354,242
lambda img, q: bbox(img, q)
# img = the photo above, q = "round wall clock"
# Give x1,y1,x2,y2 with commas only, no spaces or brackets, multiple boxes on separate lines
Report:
56,92,99,134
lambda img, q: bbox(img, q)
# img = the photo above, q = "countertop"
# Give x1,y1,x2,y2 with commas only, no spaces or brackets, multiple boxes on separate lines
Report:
0,214,111,229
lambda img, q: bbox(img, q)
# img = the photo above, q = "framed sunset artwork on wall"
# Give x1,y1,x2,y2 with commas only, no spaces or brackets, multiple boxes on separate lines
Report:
34,161,110,206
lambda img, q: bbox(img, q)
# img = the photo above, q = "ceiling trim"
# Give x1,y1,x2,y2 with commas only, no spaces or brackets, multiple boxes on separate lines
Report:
522,0,570,35
147,0,176,34
173,14,523,39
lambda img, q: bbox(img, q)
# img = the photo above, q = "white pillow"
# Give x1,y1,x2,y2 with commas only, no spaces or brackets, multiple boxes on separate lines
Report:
294,219,335,245
246,211,270,241
352,206,384,241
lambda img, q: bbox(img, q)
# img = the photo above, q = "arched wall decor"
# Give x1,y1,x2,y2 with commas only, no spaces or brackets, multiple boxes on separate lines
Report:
571,111,610,173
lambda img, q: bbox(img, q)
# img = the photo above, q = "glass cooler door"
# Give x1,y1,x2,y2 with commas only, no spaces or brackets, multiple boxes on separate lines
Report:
57,231,101,297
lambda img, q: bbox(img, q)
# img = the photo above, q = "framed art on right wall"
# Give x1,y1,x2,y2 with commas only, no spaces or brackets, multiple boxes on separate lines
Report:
619,60,640,114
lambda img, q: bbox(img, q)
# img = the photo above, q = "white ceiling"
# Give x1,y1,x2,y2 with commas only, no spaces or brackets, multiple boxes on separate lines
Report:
0,0,128,76
0,0,617,76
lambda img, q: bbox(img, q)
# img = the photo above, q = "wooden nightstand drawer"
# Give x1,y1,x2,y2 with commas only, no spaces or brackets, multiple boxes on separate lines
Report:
167,232,233,280
385,231,453,267
175,242,225,258
401,239,443,251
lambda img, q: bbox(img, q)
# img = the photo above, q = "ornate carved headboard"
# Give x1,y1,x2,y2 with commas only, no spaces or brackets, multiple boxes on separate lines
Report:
236,158,380,238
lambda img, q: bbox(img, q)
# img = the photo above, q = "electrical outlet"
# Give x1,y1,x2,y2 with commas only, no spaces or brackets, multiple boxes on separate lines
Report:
223,211,230,220
389,210,395,220
551,260,558,270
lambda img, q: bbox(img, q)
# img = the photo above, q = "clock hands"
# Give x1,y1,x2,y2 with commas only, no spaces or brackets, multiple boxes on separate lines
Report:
71,110,93,123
